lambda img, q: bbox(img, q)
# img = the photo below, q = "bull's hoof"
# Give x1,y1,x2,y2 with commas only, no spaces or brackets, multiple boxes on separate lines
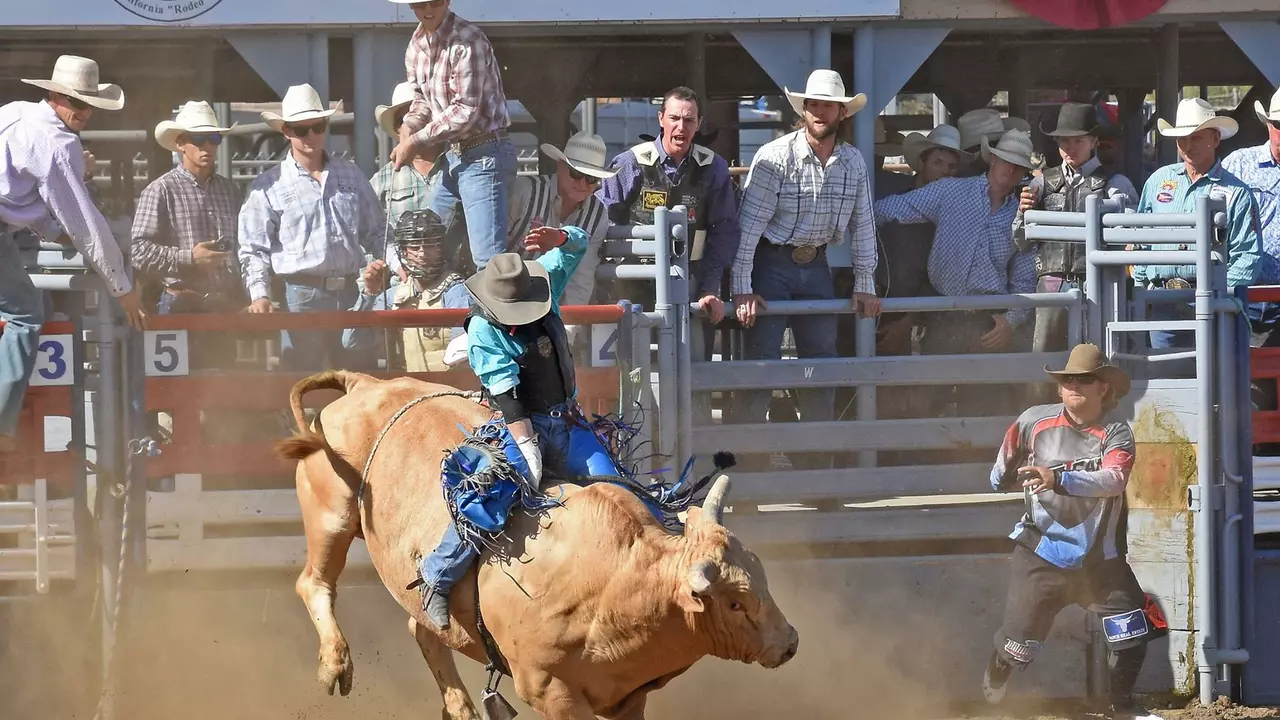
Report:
317,644,355,697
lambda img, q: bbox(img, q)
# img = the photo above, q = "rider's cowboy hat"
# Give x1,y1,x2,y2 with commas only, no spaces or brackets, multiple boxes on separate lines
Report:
980,129,1042,171
22,55,124,111
261,84,344,133
154,101,236,153
375,81,415,138
465,252,553,327
1041,102,1100,138
902,124,970,172
957,108,1031,151
1254,87,1280,127
1044,343,1131,400
784,69,867,117
1157,98,1238,140
539,130,618,180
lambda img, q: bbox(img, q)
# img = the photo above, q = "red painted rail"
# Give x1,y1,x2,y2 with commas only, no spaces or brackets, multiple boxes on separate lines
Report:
142,305,625,333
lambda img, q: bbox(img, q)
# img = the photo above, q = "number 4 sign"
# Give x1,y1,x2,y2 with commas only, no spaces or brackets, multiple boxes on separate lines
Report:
589,324,618,368
144,330,190,377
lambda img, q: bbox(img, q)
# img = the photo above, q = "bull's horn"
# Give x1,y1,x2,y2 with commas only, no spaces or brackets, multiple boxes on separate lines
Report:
688,558,719,594
701,474,731,525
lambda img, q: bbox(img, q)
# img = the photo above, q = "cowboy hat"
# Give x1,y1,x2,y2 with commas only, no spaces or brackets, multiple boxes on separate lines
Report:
902,124,971,172
957,108,1031,151
539,130,618,180
1041,102,1100,138
1044,343,1131,400
465,253,552,326
980,129,1042,171
22,55,124,111
1254,87,1280,127
261,84,344,133
1157,97,1238,140
154,101,236,153
874,116,903,157
375,81,416,138
784,69,867,117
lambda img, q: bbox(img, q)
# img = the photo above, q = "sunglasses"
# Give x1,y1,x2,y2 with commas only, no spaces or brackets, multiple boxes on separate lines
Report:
1059,374,1100,386
568,168,600,185
187,133,223,147
59,93,91,111
287,120,328,137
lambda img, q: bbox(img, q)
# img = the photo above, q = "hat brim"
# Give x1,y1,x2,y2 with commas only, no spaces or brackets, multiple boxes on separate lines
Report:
375,100,412,138
902,134,971,172
262,100,344,133
464,261,553,327
783,89,868,118
539,143,618,179
1254,100,1280,127
1156,116,1238,140
154,120,237,153
22,79,124,111
1044,364,1131,400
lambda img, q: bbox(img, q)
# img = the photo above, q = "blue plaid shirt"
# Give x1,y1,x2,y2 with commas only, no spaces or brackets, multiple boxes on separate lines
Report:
1222,143,1280,285
237,151,387,302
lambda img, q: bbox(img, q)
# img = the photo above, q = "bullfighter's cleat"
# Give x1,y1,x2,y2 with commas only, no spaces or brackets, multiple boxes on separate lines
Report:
1109,698,1164,720
982,650,1012,705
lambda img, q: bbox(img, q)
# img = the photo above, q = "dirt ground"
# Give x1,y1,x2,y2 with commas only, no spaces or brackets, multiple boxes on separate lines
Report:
947,696,1280,720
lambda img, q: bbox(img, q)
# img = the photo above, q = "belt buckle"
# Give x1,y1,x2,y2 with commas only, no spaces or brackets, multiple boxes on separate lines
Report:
324,277,347,291
790,245,818,264
1165,278,1191,290
548,409,563,419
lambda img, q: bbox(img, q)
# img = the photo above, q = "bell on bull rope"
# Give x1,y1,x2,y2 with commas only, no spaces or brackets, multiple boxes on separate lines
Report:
482,688,518,720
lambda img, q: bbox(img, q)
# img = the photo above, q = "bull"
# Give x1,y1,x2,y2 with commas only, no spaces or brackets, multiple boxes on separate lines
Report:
275,370,799,719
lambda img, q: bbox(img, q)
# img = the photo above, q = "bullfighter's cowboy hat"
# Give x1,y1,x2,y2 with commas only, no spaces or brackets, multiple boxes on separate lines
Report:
902,124,970,172
22,55,124,111
980,129,1043,171
539,130,619,180
154,101,236,153
1044,343,1131,400
784,69,867,117
465,253,553,327
1254,87,1280,127
261,84,344,133
375,81,415,138
1041,102,1101,138
958,108,1031,151
1157,98,1238,140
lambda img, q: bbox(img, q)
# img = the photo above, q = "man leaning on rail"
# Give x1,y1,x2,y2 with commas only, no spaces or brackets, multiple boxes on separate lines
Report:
0,54,148,453
983,343,1168,720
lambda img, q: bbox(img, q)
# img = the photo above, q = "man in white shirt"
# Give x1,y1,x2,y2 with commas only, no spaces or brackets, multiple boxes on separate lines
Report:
0,55,147,452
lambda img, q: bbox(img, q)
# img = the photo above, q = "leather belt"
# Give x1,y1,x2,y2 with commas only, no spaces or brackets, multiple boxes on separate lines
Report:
283,273,354,291
450,128,509,155
762,239,825,265
1154,277,1194,290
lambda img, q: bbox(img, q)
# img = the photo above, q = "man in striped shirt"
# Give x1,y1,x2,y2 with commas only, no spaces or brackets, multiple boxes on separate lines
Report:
389,0,516,273
731,69,881,469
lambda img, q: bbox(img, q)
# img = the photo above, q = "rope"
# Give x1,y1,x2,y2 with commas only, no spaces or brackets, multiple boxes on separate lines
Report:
357,390,481,511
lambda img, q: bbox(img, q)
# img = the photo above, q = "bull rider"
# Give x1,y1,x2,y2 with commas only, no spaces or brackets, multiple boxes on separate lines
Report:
418,224,625,629
984,343,1167,720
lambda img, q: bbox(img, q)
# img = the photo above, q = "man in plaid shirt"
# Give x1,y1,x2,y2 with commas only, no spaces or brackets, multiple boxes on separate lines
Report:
388,0,516,272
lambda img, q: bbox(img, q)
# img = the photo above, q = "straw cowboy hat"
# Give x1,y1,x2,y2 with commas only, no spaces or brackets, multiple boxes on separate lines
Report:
784,69,867,117
980,129,1042,170
465,253,553,326
1156,97,1238,140
375,81,415,138
539,130,618,180
958,108,1031,151
1254,87,1280,127
261,84,344,133
1041,102,1100,138
902,124,970,171
154,101,235,153
1044,343,1131,400
874,116,903,157
21,55,124,111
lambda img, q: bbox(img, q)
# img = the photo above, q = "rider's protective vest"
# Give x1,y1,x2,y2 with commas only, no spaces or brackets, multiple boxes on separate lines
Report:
1036,163,1118,277
622,141,713,261
465,308,576,415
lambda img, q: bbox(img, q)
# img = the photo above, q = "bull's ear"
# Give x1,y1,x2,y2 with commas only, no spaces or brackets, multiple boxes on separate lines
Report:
677,588,706,613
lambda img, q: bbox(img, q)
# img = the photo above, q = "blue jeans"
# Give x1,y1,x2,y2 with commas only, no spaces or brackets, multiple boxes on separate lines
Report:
427,136,518,271
0,231,44,438
421,406,622,596
280,281,374,372
1146,299,1196,379
1032,275,1082,353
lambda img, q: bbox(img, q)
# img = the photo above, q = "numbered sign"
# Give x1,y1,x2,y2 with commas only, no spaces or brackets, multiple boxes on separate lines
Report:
144,330,190,377
30,335,74,387
589,324,618,368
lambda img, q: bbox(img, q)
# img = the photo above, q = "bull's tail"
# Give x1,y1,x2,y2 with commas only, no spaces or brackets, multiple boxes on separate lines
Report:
274,370,378,462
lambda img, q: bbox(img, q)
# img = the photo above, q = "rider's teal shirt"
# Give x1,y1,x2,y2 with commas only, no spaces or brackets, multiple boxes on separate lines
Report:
466,226,589,396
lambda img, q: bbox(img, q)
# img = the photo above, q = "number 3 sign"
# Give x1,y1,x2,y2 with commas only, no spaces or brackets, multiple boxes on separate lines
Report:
144,330,190,377
30,335,75,386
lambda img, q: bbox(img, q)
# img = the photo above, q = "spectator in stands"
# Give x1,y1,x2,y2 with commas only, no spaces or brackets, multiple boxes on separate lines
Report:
1012,103,1139,362
957,108,1031,177
732,69,881,471
1132,98,1262,373
238,83,387,372
389,0,516,273
132,101,247,365
0,54,147,452
1223,88,1280,350
874,129,1039,422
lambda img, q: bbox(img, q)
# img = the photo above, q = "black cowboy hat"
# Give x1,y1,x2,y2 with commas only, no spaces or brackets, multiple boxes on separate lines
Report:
1040,102,1101,138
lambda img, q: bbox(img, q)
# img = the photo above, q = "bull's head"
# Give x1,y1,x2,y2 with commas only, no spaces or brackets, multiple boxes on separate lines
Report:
677,475,799,669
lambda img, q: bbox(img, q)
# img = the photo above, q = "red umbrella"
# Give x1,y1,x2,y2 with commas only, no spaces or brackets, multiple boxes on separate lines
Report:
1008,0,1168,30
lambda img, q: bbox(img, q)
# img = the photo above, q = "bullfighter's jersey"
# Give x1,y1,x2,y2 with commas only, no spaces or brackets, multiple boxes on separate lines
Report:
990,403,1137,570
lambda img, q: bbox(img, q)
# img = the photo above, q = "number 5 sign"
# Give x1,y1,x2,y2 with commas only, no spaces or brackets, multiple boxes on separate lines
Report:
144,330,190,377
30,335,75,387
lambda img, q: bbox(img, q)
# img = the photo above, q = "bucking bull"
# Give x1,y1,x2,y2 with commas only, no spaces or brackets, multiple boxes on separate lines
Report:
275,370,799,719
